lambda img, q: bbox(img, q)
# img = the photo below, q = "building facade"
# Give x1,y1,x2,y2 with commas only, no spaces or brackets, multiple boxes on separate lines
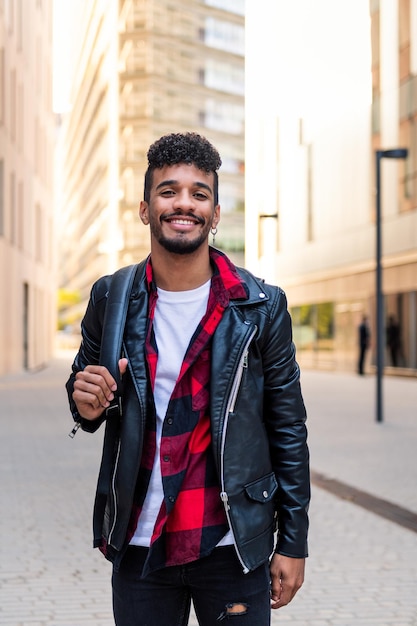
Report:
57,0,245,331
0,0,55,375
245,0,417,375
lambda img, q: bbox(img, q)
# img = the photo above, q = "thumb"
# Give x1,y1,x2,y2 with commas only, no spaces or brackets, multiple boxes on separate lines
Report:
118,357,128,376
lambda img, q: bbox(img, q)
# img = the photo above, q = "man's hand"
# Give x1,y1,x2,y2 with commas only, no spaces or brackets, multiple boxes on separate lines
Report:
270,553,305,609
72,358,128,421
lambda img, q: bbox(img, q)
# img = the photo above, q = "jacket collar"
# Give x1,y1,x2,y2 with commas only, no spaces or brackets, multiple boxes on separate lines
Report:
234,267,270,305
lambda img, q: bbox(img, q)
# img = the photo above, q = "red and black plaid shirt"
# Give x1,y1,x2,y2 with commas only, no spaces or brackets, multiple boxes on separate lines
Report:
127,249,248,575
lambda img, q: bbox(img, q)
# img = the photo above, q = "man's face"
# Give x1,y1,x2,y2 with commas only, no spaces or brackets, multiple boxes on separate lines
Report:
140,163,220,255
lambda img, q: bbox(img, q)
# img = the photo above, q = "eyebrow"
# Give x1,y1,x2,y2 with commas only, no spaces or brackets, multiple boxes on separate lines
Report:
155,179,213,195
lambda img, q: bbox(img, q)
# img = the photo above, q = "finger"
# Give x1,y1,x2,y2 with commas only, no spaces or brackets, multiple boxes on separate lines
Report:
273,576,303,609
73,388,108,412
74,374,114,406
118,358,128,376
273,584,291,608
271,584,294,609
270,573,283,609
270,573,301,609
75,367,117,398
83,365,118,392
270,591,283,609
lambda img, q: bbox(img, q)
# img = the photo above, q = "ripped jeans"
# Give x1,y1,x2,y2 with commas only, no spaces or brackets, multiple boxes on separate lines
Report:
112,545,271,625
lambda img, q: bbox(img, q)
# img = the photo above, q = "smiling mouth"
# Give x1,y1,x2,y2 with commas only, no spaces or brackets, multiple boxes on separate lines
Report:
162,213,204,226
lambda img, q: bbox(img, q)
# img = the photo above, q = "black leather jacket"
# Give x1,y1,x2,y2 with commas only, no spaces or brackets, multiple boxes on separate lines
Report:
66,259,310,572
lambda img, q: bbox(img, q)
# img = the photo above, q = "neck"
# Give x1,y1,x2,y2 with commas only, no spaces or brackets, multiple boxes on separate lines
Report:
150,246,212,291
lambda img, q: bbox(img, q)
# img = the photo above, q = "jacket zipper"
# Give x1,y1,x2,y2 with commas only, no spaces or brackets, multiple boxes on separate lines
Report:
219,325,257,574
107,352,145,549
68,421,81,438
108,438,122,546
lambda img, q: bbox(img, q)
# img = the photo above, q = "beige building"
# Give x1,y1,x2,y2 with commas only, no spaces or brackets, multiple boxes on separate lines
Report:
245,0,417,374
0,0,55,375
57,0,245,330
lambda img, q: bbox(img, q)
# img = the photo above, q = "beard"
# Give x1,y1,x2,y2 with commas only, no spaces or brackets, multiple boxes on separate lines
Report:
156,232,208,254
149,211,213,255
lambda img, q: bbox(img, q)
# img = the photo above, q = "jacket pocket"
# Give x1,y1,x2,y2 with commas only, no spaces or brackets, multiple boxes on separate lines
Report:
244,472,278,503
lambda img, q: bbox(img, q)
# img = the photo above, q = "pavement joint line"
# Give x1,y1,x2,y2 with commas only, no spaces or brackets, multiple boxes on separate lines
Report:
311,469,417,533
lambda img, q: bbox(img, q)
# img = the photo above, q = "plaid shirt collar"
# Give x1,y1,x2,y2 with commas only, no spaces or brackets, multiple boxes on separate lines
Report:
144,246,248,303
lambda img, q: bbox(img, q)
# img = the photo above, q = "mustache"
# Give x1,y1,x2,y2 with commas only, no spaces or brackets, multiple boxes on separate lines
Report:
161,211,205,226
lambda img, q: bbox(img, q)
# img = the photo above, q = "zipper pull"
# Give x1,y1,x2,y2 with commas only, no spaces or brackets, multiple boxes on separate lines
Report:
220,491,230,509
68,422,81,438
243,351,248,368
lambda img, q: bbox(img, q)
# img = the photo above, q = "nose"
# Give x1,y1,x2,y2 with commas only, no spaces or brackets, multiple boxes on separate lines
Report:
172,189,195,211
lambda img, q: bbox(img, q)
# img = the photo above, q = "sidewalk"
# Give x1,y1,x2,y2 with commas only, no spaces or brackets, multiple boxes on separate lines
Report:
0,353,416,626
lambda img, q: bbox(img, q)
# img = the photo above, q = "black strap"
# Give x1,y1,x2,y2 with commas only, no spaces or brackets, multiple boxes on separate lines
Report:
99,264,138,414
91,265,138,518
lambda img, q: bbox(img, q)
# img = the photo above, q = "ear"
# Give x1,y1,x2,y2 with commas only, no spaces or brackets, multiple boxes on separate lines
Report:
139,201,149,225
212,204,221,229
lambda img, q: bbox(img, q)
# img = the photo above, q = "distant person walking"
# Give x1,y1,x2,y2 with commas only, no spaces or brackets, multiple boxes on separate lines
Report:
386,315,401,367
358,315,370,375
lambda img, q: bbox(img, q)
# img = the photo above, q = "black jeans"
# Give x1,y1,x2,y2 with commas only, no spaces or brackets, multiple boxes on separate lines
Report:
112,545,271,626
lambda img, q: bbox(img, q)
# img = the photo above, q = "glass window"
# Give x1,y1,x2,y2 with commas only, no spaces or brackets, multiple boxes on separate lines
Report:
291,305,317,351
204,17,244,55
204,0,245,16
204,59,244,95
291,302,335,366
203,99,244,134
317,302,334,351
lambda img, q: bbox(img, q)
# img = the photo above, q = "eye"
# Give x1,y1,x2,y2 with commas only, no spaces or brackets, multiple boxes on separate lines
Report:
160,189,175,197
194,191,208,200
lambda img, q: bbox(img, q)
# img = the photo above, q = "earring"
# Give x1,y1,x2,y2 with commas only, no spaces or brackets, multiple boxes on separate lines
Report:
211,226,218,246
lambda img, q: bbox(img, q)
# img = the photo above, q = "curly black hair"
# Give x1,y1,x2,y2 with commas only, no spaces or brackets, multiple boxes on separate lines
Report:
143,132,222,204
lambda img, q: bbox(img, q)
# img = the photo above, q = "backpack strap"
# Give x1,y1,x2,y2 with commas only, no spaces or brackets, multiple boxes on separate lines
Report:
99,263,138,418
86,265,138,512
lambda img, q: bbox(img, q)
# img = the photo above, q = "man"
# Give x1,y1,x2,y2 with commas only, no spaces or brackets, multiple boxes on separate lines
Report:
386,315,401,367
66,132,310,626
358,314,370,375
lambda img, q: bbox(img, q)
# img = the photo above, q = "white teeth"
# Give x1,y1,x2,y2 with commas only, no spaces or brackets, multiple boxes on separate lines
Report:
170,218,195,225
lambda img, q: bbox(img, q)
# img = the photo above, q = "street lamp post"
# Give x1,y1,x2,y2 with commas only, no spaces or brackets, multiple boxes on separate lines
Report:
374,148,408,423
